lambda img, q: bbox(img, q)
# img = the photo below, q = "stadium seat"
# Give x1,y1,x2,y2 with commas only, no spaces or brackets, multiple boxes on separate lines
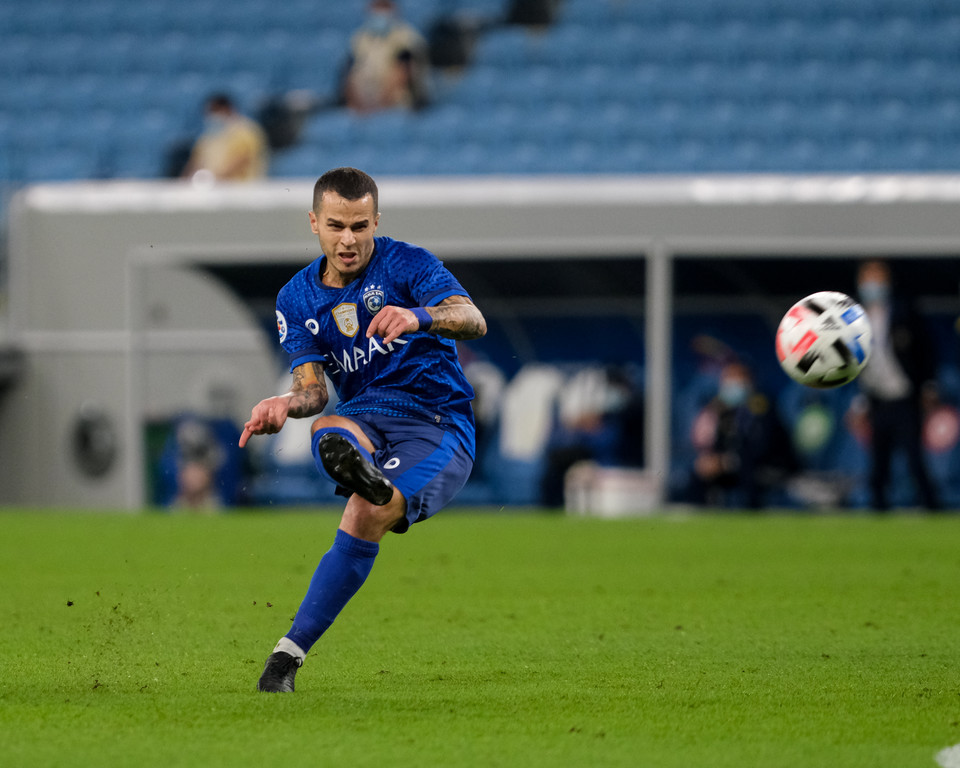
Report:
299,110,362,154
22,147,100,182
6,3,62,36
2,0,960,184
413,103,470,145
557,0,621,27
268,143,324,178
470,26,533,69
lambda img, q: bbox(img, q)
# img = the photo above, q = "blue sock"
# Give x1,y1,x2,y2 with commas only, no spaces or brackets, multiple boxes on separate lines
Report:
285,529,380,653
311,427,375,486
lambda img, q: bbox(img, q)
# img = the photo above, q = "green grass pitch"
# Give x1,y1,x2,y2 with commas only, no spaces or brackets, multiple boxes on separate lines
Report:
1,508,958,767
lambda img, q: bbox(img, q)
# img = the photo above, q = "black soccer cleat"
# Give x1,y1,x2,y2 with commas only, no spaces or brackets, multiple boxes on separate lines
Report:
317,433,394,506
257,651,302,693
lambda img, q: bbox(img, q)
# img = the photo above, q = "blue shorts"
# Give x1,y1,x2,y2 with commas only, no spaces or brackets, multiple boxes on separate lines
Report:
345,413,474,534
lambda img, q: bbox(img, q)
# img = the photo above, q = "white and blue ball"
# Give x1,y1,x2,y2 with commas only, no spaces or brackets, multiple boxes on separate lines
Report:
776,291,873,389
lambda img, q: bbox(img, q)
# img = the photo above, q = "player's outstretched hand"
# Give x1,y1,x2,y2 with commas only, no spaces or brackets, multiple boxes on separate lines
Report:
366,305,420,344
238,395,290,448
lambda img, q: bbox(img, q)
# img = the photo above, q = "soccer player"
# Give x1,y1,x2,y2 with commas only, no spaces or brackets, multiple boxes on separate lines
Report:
239,167,486,692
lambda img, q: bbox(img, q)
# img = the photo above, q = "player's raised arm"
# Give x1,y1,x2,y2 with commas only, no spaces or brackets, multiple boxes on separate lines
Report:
239,361,329,447
366,295,487,344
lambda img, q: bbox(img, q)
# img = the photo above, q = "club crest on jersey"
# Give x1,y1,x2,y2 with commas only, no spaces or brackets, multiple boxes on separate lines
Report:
332,303,360,338
362,284,385,315
276,310,287,342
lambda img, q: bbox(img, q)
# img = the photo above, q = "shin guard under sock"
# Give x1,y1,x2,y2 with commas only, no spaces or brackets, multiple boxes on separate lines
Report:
284,529,379,653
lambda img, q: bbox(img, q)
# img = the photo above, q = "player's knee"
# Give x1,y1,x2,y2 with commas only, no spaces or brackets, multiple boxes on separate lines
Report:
341,490,406,542
310,415,343,435
310,415,377,454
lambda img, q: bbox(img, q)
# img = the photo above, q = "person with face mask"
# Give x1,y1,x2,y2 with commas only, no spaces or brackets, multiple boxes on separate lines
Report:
181,94,269,182
342,0,431,113
852,260,941,511
687,361,797,509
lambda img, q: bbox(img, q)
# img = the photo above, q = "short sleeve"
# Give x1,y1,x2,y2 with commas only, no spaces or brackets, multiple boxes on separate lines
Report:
396,244,470,307
276,282,326,372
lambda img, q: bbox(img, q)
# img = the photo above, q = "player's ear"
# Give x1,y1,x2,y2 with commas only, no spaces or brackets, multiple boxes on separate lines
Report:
373,212,380,231
308,210,320,234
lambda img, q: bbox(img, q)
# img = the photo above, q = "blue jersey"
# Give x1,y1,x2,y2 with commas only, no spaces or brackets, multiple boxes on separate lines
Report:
275,236,477,457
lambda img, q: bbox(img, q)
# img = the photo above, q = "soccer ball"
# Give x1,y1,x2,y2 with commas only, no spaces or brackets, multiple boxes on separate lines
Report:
775,291,873,389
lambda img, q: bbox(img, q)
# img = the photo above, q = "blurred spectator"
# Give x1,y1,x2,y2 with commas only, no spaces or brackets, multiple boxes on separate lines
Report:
686,361,797,509
461,354,506,466
540,364,643,507
181,94,269,182
159,413,244,511
850,259,941,511
342,0,431,112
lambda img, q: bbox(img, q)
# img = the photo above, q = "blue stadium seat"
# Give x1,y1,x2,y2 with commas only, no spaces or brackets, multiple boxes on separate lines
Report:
802,18,862,63
120,4,183,34
707,20,755,65
22,147,100,181
145,32,195,77
69,1,120,35
268,143,325,178
81,32,141,77
922,16,960,64
275,29,352,95
6,3,61,36
557,0,622,26
2,0,960,183
568,101,631,147
299,110,363,153
861,17,922,63
449,0,509,21
445,64,502,108
530,24,589,69
742,19,806,64
7,110,77,155
0,34,35,78
471,26,534,69
398,0,446,31
163,0,226,34
705,0,778,23
350,109,417,148
408,141,481,175
26,34,88,78
413,103,470,146
459,102,523,146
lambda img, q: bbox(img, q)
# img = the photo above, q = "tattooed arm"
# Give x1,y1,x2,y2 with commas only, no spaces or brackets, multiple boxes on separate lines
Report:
421,295,488,340
286,362,329,417
239,361,329,447
366,295,487,344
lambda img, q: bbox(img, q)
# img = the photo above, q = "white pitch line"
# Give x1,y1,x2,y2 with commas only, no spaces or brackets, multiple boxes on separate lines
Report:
936,744,960,767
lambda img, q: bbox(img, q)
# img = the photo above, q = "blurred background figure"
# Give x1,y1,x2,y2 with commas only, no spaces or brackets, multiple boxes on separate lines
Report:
159,413,244,512
540,364,643,507
850,259,941,511
686,360,797,509
342,0,431,113
181,94,269,182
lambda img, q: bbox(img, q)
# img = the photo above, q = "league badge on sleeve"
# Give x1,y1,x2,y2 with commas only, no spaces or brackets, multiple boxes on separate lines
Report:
276,310,287,343
362,284,385,315
332,303,360,337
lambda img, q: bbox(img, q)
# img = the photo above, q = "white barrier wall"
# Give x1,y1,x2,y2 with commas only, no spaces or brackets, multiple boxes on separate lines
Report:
3,175,960,508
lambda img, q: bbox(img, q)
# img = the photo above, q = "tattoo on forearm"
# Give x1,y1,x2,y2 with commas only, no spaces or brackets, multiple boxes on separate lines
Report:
288,362,328,418
427,296,487,340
